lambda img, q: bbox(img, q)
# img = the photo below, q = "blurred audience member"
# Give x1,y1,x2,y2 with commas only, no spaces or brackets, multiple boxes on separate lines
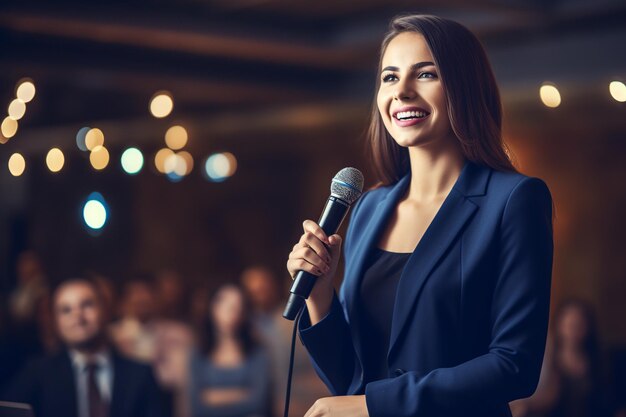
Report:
510,298,611,417
151,271,194,417
110,276,158,363
156,269,189,320
9,251,48,324
189,283,272,417
1,278,165,417
241,266,329,417
2,250,57,388
90,273,117,322
153,320,195,417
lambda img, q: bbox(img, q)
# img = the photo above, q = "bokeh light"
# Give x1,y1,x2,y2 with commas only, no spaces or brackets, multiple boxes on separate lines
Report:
46,148,65,172
154,148,174,173
90,145,110,170
164,125,188,150
609,80,626,102
1,117,18,139
539,83,561,108
164,153,187,176
150,92,174,118
121,147,144,175
85,128,105,151
178,151,194,175
83,192,108,231
8,153,26,176
16,80,36,103
76,127,91,151
204,152,237,182
8,99,26,120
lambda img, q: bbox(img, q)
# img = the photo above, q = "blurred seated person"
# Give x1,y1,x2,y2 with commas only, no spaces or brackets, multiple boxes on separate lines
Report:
155,269,189,320
1,278,165,417
241,266,329,417
510,298,611,417
109,276,158,363
188,283,272,417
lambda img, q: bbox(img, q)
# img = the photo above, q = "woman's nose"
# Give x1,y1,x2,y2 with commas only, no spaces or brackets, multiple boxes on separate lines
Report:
393,81,417,101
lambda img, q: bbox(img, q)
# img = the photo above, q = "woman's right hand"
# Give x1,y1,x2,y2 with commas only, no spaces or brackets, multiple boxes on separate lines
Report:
286,220,342,322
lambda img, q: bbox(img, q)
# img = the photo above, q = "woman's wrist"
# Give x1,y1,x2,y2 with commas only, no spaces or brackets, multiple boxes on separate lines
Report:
306,285,334,325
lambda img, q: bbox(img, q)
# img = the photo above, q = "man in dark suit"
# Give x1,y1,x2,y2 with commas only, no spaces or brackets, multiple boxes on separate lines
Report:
1,278,166,417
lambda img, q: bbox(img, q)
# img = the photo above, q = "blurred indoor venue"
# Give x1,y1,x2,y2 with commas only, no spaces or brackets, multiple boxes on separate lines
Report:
0,1,625,417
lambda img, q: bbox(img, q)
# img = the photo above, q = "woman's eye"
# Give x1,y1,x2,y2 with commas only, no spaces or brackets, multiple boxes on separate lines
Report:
382,74,397,82
418,72,437,79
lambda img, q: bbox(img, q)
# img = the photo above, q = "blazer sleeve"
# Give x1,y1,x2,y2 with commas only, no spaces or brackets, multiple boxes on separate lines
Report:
296,190,370,396
364,177,554,417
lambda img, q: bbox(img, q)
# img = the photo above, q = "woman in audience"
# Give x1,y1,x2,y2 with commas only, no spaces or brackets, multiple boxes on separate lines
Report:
188,283,272,417
511,298,612,417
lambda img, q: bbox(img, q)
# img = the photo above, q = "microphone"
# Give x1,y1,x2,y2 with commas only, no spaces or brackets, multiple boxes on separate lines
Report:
283,167,364,321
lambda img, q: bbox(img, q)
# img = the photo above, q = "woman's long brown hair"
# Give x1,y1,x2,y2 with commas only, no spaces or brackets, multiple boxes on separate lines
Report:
367,14,518,185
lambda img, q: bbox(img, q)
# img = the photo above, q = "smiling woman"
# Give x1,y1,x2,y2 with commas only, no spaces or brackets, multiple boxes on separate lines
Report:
287,14,554,417
368,15,515,186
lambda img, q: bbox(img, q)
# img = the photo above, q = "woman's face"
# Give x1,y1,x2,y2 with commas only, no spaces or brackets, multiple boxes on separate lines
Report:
211,286,245,335
377,32,454,148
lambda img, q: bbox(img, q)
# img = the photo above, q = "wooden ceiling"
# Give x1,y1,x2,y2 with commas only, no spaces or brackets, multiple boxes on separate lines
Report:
0,0,625,152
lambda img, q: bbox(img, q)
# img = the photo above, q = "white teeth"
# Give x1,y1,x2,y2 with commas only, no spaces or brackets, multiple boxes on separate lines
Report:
395,110,428,120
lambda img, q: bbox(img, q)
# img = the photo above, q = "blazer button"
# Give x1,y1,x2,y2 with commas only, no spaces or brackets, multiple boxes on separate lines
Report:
394,368,406,376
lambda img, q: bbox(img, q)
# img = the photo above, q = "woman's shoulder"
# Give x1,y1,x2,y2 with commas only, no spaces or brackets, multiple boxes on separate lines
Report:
484,166,552,210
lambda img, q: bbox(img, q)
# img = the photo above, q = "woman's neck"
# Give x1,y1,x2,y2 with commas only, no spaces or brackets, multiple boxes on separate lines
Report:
406,137,466,203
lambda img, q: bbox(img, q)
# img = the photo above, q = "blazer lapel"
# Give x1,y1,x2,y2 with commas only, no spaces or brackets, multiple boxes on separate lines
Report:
56,351,79,417
344,173,412,360
387,160,490,359
109,352,128,417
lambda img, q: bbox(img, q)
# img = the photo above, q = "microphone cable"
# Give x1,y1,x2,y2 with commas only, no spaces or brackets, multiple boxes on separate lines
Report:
283,304,304,417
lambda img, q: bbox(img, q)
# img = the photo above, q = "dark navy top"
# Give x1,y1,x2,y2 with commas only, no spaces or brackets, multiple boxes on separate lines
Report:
358,247,412,382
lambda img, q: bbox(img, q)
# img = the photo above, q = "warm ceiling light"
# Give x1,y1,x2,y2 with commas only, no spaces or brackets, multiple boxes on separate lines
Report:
609,80,626,102
177,151,194,175
85,128,105,151
539,83,561,108
8,99,26,120
8,153,26,176
1,117,18,139
46,148,65,172
90,145,110,170
16,80,36,103
164,125,188,150
150,92,174,118
154,148,174,173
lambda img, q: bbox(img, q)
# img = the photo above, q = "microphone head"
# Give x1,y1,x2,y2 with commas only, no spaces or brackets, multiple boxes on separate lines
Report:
331,167,364,205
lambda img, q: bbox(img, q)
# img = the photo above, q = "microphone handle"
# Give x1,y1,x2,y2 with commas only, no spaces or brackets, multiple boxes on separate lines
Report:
283,196,350,320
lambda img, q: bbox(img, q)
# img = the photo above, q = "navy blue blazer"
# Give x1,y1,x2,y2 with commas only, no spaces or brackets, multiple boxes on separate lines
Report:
298,159,554,417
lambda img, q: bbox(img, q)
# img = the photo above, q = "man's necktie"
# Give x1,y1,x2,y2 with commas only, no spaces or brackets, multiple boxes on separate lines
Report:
86,363,108,417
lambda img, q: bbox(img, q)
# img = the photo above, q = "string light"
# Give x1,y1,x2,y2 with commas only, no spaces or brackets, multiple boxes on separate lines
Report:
8,153,26,176
46,148,65,173
85,128,105,151
121,148,144,175
16,80,36,103
164,125,188,150
150,92,173,118
8,99,26,120
1,117,18,139
539,83,561,108
89,145,110,170
609,80,626,102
